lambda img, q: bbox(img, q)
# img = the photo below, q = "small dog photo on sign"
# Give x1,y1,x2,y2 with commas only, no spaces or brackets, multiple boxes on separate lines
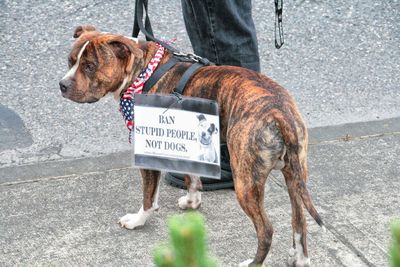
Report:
196,114,218,164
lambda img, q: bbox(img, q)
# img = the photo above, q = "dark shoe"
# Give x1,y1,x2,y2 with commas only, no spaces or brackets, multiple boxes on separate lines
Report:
164,144,234,191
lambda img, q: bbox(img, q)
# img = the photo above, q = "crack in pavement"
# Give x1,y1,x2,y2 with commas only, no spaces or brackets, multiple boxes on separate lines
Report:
323,222,377,267
270,172,381,267
309,131,400,146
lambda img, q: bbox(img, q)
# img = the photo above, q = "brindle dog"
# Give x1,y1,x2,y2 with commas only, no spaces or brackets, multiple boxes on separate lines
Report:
59,25,324,267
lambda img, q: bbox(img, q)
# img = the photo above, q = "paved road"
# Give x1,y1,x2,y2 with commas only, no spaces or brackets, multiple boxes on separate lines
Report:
0,0,399,166
0,0,399,266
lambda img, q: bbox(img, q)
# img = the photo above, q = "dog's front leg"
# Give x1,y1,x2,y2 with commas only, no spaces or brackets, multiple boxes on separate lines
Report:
119,169,160,229
178,175,202,210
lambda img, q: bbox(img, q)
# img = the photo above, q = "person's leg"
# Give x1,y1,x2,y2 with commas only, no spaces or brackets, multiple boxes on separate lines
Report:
165,0,260,190
181,0,260,72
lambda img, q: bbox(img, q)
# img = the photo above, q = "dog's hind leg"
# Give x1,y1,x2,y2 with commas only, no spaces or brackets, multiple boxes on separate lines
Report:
119,169,161,229
229,120,285,266
178,175,202,210
234,166,273,267
282,167,310,267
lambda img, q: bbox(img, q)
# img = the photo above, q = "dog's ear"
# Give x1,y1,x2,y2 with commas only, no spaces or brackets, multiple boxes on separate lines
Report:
108,37,144,75
209,123,218,134
197,114,206,122
73,25,97,38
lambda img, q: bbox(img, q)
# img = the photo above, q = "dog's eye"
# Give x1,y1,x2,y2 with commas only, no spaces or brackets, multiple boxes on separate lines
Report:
83,62,96,73
68,57,74,68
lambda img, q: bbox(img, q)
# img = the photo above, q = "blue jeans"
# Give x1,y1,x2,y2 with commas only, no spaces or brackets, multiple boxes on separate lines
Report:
181,0,261,72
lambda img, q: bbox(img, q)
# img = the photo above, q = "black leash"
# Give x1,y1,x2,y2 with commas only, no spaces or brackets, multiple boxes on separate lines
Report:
134,0,284,51
274,0,284,49
132,0,179,53
132,0,152,40
133,0,283,93
132,0,211,95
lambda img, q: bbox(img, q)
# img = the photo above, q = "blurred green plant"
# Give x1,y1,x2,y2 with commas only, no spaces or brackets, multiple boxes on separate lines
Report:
153,212,218,267
392,220,400,267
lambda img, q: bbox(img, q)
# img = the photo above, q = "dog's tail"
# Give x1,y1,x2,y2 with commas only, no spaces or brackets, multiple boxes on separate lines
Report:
275,110,325,230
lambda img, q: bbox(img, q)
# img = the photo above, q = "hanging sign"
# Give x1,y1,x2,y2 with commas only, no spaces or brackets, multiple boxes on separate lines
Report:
133,94,221,179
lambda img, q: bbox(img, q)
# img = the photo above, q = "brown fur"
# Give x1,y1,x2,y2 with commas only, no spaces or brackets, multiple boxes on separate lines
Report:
60,26,323,266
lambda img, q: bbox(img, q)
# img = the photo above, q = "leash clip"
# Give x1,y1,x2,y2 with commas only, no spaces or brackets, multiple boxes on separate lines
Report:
173,52,210,65
171,91,183,102
173,51,188,58
173,51,198,62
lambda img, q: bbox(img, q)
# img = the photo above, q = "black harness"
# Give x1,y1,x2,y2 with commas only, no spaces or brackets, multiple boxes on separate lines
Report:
133,0,211,95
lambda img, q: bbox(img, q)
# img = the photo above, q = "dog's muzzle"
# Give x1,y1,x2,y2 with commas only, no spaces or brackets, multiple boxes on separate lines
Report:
200,134,212,146
59,78,72,93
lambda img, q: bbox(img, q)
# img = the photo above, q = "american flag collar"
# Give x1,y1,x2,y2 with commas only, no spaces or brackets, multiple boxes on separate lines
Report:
119,44,165,143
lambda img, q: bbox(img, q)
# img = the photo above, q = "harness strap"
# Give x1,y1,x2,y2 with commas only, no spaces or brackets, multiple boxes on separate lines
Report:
175,63,204,95
143,57,179,93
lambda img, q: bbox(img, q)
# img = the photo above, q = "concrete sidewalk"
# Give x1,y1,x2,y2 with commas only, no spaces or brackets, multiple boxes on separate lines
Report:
1,118,399,267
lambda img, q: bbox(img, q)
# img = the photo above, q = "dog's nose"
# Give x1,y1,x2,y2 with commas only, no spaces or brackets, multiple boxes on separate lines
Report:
59,79,71,93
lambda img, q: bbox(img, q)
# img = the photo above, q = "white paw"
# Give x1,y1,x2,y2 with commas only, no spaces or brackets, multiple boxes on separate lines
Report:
178,193,201,210
238,259,253,267
118,213,146,229
287,248,310,267
119,206,154,230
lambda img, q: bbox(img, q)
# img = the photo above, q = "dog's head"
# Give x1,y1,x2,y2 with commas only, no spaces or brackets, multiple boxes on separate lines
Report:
59,25,144,103
197,114,218,146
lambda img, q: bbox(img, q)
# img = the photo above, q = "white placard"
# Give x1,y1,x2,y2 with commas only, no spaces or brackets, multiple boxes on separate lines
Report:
133,94,221,178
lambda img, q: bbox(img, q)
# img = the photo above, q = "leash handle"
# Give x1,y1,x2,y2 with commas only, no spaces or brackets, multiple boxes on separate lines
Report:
274,0,284,49
133,0,179,52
